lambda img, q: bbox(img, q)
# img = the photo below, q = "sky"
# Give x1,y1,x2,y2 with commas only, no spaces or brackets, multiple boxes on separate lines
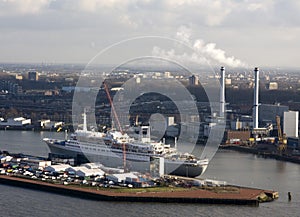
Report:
1,0,300,68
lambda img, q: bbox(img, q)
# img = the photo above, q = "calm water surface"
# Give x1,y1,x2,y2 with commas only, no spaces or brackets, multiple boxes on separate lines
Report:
0,131,299,217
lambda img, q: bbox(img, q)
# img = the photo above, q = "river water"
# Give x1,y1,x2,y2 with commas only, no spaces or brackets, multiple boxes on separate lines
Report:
0,130,299,217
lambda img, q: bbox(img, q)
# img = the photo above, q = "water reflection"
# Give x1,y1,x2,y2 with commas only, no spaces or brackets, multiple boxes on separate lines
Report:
276,161,286,173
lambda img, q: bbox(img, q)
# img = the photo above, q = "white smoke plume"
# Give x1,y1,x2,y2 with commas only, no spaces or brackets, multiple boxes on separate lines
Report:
193,39,246,68
153,26,247,68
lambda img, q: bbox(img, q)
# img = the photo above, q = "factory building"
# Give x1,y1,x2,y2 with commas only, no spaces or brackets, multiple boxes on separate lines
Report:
284,111,299,138
224,130,251,145
259,104,289,125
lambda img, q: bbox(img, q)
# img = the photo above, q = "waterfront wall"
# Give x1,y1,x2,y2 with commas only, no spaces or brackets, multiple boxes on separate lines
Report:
0,175,259,206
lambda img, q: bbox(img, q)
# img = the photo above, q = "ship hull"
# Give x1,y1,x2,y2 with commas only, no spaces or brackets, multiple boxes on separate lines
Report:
44,139,207,178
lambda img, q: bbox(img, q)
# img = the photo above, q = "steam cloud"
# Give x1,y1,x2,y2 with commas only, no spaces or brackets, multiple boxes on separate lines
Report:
153,26,247,68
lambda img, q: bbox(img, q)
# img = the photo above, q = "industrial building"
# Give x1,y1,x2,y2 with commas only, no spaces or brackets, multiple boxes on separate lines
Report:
0,117,31,127
224,130,251,144
259,104,289,125
284,111,299,138
230,116,253,130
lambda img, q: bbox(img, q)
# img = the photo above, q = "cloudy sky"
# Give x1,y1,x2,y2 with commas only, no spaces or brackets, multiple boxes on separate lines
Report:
1,0,300,68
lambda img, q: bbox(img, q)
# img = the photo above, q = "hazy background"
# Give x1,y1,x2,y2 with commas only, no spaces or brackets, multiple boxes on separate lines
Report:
0,0,300,68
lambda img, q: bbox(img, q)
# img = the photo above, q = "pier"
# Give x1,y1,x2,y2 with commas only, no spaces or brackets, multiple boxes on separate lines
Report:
0,175,278,206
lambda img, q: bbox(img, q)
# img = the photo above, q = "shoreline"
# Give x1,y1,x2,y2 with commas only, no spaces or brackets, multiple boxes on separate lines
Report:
0,175,278,206
221,145,300,164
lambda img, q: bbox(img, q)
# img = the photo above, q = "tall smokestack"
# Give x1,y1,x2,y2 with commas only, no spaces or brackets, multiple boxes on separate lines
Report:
253,67,259,129
220,66,225,117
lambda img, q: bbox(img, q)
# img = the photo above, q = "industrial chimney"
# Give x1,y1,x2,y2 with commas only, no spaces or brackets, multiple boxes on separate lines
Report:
253,67,259,129
220,66,225,117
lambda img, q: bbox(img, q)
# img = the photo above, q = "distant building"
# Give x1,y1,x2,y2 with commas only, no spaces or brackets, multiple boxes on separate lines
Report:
284,111,299,138
266,82,278,90
259,104,289,125
0,117,31,127
230,116,252,130
164,71,171,78
231,119,242,130
28,71,39,81
44,90,53,96
225,78,231,85
165,125,179,138
16,85,23,95
0,80,22,95
15,74,23,80
62,86,75,92
64,77,74,82
224,130,251,144
203,122,216,137
189,75,199,85
154,72,161,77
62,86,91,92
166,116,174,126
39,119,64,130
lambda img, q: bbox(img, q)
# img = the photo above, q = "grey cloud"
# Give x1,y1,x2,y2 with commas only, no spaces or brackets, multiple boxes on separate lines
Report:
0,0,299,66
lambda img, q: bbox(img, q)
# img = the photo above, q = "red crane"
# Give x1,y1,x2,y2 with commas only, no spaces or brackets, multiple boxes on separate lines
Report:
103,82,127,171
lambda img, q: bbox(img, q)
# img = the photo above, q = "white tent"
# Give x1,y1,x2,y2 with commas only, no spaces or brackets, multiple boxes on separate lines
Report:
82,162,103,169
45,164,71,172
106,172,138,183
76,167,105,177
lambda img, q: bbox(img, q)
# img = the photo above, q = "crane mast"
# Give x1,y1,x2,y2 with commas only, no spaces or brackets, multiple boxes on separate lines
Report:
103,82,127,171
276,115,287,154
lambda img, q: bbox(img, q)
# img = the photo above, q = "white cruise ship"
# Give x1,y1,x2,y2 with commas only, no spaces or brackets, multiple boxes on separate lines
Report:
43,122,208,178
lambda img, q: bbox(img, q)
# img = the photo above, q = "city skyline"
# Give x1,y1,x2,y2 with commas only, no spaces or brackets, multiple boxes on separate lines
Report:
0,0,300,68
